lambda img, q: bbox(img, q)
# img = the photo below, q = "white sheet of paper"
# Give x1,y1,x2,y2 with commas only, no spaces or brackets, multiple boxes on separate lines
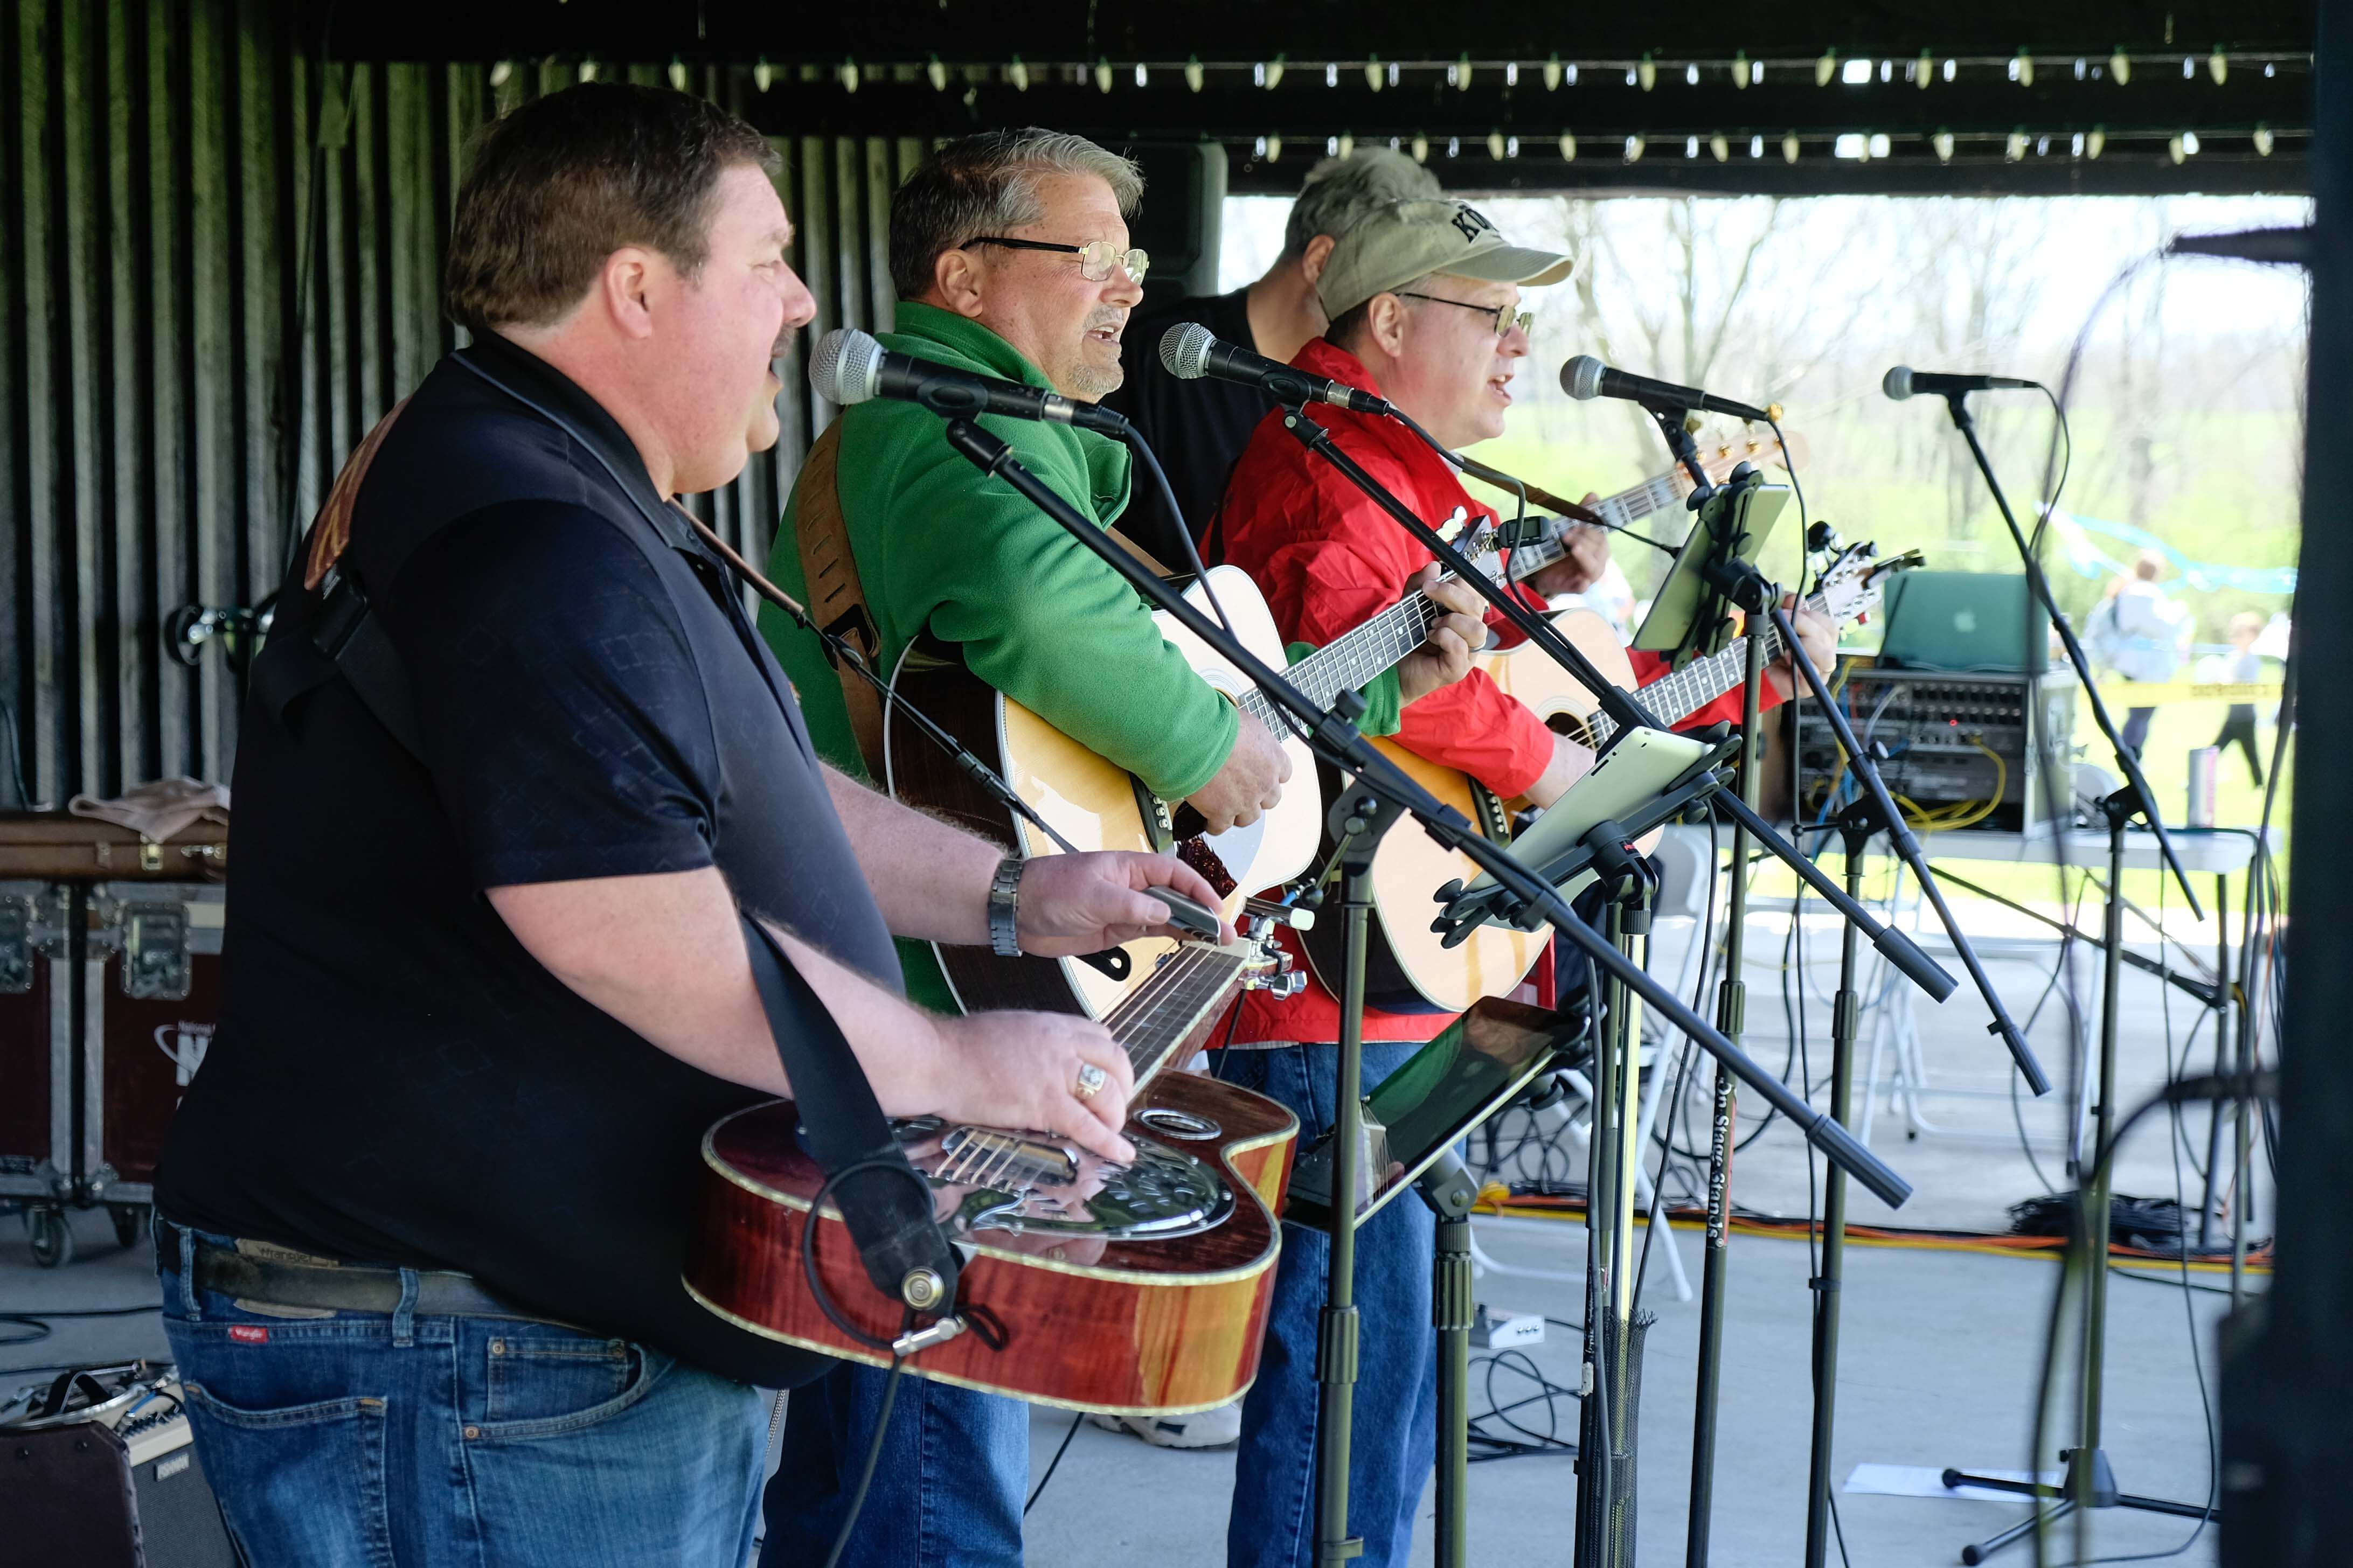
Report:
1842,1462,2063,1504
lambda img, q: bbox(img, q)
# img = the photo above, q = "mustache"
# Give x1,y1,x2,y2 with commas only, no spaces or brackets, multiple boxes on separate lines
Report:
1084,306,1128,337
769,325,801,361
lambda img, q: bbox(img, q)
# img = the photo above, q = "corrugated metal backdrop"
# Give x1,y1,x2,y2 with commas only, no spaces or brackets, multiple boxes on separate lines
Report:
3,0,904,804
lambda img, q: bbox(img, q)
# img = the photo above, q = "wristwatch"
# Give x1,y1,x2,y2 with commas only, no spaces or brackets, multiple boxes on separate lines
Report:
988,855,1025,957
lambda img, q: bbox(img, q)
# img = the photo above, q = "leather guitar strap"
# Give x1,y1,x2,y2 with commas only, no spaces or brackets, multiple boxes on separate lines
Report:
789,423,890,779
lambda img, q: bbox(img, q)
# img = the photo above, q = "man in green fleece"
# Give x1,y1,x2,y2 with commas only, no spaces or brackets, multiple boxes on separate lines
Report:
756,129,1486,1568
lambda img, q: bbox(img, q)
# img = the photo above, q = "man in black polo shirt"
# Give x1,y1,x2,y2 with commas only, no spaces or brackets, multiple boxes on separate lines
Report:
152,85,1226,1568
1108,149,1441,567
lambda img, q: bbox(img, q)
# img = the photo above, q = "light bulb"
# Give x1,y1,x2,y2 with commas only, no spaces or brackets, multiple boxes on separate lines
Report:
1506,62,1519,87
1545,54,1563,90
1186,57,1204,93
753,58,772,92
1709,134,1729,162
2015,52,2034,87
1364,57,1382,92
1565,63,1578,86
1009,57,1029,92
1267,55,1286,90
2109,49,2130,85
1933,129,1955,162
839,60,858,93
1094,59,1112,93
668,59,688,90
1637,53,1656,91
1684,61,1698,86
2005,129,2027,162
1456,54,1472,91
2168,135,2184,164
1782,131,1800,163
1816,50,1836,87
490,59,513,87
2210,48,2227,85
1411,135,1428,163
1337,133,1354,158
1942,58,1955,82
927,56,947,92
1625,135,1645,162
1558,131,1577,161
1750,133,1764,158
1918,50,1933,89
1134,64,1148,88
1684,134,1698,159
2182,130,2201,155
2254,123,2274,156
1327,63,1339,88
1488,130,1507,159
579,59,598,82
1267,135,1283,162
2087,126,2106,158
1732,50,1748,88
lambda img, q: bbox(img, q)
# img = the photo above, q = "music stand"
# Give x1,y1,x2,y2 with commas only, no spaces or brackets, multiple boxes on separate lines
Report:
1632,476,1790,667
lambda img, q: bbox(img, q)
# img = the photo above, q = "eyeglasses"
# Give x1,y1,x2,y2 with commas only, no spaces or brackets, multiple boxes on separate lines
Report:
963,236,1151,286
1396,292,1534,338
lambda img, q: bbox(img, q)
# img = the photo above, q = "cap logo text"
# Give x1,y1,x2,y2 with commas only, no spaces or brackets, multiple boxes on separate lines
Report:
1450,205,1496,243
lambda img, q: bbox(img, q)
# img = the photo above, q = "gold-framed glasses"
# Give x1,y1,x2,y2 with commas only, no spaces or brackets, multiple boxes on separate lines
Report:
964,236,1151,285
1396,292,1534,338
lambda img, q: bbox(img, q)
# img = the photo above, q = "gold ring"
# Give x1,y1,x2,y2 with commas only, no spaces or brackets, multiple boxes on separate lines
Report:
1074,1063,1107,1101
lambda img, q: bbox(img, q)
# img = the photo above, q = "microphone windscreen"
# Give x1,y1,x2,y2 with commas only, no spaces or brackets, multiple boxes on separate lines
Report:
810,327,883,405
1880,365,1915,401
1160,320,1215,380
1559,356,1606,401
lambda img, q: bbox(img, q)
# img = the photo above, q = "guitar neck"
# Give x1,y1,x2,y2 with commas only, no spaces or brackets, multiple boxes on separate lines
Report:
1102,942,1248,1086
1238,465,1696,730
1584,594,1817,749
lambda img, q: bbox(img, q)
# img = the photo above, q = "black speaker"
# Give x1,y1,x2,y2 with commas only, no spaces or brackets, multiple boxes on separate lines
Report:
0,1372,237,1568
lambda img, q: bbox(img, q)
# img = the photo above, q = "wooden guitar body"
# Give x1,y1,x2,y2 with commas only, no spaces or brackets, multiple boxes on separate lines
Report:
884,567,1314,1020
684,1068,1299,1413
1301,610,1638,1015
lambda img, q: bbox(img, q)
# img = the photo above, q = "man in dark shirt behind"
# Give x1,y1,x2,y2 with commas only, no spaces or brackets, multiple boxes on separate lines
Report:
1108,149,1441,568
152,84,1227,1568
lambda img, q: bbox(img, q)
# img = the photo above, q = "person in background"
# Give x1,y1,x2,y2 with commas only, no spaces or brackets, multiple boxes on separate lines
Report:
2086,550,2191,756
1106,149,1441,569
2214,610,2268,784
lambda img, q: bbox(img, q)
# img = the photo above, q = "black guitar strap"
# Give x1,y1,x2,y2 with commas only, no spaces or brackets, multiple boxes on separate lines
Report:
247,350,957,1320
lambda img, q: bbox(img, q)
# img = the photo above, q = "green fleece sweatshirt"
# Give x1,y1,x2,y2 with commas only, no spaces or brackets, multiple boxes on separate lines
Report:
759,304,1243,1014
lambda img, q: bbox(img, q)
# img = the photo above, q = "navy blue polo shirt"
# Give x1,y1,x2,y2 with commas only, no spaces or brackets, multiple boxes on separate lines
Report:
157,333,896,1388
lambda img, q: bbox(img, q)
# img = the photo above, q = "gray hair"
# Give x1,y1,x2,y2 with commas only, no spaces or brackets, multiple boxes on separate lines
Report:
890,128,1144,298
1282,148,1442,262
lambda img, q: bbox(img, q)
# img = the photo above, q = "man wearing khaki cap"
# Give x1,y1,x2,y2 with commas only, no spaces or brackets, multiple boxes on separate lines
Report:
1208,198,1829,1568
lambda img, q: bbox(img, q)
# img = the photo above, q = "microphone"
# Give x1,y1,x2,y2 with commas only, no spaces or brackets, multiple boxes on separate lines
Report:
1158,322,1391,414
1559,355,1771,422
809,327,1130,434
2165,225,2313,267
1881,366,2041,401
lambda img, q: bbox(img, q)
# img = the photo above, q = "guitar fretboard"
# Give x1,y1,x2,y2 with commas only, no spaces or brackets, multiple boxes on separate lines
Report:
1234,463,1698,731
1582,603,1808,749
1102,942,1247,1085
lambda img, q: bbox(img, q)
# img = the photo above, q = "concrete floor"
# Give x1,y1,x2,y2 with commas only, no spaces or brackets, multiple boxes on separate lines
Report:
1,903,2260,1567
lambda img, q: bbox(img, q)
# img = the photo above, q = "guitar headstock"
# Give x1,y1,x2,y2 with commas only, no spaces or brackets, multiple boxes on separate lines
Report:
1810,543,1925,630
1675,427,1810,494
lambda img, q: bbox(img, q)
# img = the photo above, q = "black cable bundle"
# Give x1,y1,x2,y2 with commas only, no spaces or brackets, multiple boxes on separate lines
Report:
2005,1192,2227,1257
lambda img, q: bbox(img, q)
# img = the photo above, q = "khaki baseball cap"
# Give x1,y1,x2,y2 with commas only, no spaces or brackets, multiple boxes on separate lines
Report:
1317,198,1574,319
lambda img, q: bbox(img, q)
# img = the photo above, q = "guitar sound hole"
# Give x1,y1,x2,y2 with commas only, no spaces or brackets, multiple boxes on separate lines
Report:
1136,1107,1221,1141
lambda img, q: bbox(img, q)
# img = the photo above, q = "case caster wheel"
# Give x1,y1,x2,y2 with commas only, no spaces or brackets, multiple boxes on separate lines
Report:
110,1204,146,1250
27,1206,74,1269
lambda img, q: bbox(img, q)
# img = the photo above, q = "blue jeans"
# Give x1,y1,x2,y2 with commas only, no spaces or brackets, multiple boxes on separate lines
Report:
762,1362,1028,1568
1214,1042,1439,1568
158,1226,768,1568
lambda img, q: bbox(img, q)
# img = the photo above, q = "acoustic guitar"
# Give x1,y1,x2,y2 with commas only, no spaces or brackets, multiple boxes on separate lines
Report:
685,934,1302,1413
1302,542,1924,1014
879,433,1803,1022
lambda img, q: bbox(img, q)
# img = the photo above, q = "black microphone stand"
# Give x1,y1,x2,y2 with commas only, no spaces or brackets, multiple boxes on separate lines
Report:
1925,391,2214,1561
931,415,1915,1568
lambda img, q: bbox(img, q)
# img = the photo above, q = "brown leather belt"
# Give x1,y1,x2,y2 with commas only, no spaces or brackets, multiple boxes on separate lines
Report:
158,1219,587,1332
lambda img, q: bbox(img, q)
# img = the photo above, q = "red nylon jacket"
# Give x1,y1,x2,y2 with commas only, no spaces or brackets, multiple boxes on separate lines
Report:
1218,336,1774,1045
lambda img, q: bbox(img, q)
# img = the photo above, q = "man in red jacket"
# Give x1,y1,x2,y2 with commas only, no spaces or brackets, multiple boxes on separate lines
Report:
1205,197,1833,1568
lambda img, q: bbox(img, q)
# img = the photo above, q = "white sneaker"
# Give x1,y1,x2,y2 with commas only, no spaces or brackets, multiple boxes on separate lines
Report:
1085,1402,1244,1450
